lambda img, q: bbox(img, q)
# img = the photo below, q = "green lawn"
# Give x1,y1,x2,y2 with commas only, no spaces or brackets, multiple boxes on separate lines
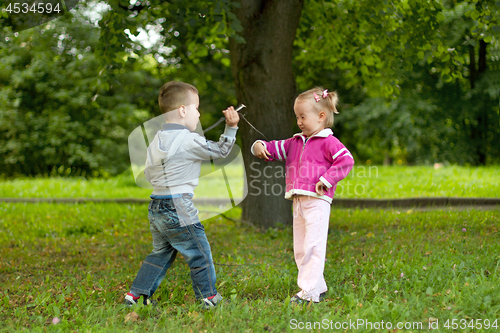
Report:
1,166,499,331
1,202,499,332
1,165,499,199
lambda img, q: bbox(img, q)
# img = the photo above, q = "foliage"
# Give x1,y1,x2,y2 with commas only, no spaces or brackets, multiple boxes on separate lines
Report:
1,1,241,178
1,0,499,180
294,0,450,97
1,202,499,331
96,0,242,70
333,0,500,165
95,0,240,142
0,8,162,177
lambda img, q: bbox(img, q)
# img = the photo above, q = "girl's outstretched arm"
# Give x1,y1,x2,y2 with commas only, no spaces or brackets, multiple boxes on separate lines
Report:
253,141,271,160
250,139,291,162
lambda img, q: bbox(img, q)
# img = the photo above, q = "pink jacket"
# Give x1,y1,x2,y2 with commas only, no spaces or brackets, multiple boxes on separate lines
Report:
251,128,354,203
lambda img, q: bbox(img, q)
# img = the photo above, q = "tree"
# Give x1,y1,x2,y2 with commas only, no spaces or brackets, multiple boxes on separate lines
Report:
94,0,463,228
229,0,303,227
97,0,300,227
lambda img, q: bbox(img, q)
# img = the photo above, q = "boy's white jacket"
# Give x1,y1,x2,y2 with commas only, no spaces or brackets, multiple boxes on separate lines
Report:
144,123,237,196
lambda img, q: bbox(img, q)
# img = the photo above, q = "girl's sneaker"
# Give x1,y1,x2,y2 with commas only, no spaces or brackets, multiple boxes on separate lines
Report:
201,292,223,308
124,293,157,307
290,292,327,305
290,295,313,305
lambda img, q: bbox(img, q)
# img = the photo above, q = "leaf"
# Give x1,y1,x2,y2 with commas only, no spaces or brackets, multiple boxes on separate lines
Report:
221,58,231,67
125,311,139,323
442,74,452,82
232,35,246,44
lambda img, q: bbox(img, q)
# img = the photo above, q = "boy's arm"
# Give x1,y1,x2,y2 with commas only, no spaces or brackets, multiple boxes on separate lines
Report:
187,125,238,160
251,139,290,162
319,144,354,188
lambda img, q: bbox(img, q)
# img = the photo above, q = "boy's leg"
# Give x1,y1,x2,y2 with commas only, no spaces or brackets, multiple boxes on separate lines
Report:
129,231,177,298
181,223,217,300
129,200,179,298
294,196,330,302
169,195,217,300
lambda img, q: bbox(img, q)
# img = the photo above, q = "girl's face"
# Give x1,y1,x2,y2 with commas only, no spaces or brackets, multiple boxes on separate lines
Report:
294,100,326,137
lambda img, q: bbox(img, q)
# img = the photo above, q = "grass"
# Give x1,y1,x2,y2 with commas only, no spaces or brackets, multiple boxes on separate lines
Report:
1,202,499,332
1,165,500,199
337,165,500,198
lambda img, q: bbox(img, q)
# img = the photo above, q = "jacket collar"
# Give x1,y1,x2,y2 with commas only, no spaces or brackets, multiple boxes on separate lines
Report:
162,123,189,131
293,128,333,139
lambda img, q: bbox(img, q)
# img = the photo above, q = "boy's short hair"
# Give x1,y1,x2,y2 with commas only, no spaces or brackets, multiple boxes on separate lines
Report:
158,81,199,114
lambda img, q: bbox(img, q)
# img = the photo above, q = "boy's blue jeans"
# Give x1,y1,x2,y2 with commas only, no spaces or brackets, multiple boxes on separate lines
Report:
130,194,217,300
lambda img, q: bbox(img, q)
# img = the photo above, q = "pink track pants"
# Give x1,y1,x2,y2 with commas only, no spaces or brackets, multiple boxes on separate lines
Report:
293,195,331,302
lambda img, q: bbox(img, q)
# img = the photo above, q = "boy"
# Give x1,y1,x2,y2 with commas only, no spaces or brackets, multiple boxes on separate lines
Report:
124,81,239,308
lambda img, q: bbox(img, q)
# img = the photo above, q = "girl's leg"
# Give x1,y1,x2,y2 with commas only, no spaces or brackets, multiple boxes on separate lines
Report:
295,196,331,302
293,197,307,271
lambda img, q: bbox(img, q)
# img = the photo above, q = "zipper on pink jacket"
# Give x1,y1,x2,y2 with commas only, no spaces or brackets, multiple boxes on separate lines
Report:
294,136,308,190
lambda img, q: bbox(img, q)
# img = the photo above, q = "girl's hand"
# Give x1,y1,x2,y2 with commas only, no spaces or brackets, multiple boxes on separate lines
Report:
223,106,240,128
315,180,328,196
254,142,271,160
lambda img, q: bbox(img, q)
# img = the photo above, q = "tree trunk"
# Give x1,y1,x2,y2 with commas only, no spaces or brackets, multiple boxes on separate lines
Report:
468,40,488,165
469,44,476,89
229,0,304,228
477,39,488,165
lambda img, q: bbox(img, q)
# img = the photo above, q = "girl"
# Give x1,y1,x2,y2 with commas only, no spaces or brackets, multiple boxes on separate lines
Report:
252,87,354,304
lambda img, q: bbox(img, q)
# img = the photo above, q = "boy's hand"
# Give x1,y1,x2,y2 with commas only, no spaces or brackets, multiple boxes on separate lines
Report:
223,106,240,128
315,180,328,196
254,142,271,160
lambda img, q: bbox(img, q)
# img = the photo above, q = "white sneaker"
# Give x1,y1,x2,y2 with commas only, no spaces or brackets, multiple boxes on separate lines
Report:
201,292,223,308
124,293,157,307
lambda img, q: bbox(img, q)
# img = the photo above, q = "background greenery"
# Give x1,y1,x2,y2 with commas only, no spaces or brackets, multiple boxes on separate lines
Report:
1,165,500,199
1,2,499,331
1,0,499,178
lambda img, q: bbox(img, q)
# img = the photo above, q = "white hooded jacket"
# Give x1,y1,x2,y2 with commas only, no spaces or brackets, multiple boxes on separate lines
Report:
144,123,238,197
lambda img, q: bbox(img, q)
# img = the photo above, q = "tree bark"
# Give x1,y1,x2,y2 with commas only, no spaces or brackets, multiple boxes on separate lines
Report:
469,44,476,89
477,39,488,165
468,40,488,165
229,0,304,228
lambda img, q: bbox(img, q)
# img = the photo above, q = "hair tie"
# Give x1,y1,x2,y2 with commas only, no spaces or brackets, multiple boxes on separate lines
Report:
313,90,328,102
